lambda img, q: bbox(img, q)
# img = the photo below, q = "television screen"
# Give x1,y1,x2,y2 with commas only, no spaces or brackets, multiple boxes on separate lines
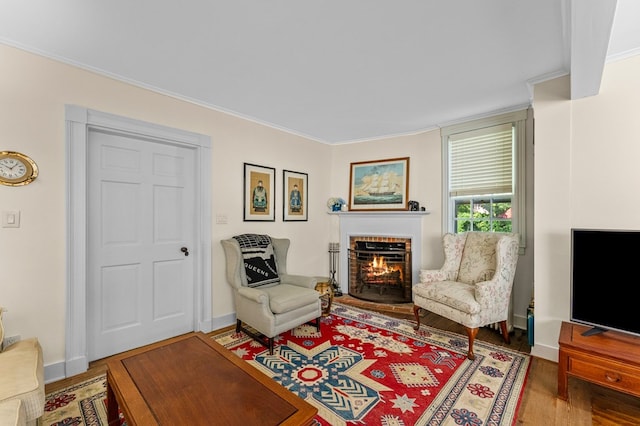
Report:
571,228,640,337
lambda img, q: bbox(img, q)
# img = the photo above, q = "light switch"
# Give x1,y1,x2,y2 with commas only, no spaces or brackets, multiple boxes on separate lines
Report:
2,211,20,228
216,214,228,224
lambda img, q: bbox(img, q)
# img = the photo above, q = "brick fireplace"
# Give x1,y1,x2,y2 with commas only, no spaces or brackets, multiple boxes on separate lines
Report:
348,236,412,303
335,211,426,302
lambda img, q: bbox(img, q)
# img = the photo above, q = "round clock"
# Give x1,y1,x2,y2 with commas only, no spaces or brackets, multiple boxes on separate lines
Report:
0,151,38,186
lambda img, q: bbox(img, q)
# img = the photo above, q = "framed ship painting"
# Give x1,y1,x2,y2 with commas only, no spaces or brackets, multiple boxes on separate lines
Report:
348,157,410,211
244,163,275,221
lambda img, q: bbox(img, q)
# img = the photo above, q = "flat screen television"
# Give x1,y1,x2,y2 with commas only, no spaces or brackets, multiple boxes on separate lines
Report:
571,228,640,337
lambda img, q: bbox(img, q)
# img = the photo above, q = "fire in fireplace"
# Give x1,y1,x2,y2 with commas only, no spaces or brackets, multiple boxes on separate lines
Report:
348,238,412,303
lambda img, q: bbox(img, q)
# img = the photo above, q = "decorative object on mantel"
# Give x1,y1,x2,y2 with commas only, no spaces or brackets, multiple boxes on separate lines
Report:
349,157,409,211
326,197,346,212
328,242,342,296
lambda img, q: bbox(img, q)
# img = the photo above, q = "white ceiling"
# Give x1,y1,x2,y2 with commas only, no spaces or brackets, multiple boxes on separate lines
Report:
2,0,640,144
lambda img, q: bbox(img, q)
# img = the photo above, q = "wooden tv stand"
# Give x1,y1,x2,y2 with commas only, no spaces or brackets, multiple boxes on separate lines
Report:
558,321,640,400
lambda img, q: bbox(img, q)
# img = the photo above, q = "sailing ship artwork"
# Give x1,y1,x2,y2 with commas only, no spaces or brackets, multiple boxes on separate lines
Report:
356,169,402,201
349,157,410,211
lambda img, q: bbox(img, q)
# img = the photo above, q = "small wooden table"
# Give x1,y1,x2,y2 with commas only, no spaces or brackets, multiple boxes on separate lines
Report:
106,332,317,425
558,321,640,401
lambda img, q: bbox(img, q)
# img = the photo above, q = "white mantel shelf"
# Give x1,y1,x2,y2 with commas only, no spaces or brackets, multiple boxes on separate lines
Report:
327,211,430,216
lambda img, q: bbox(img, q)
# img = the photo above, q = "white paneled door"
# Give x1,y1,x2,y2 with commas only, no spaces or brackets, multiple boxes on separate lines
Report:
87,128,196,361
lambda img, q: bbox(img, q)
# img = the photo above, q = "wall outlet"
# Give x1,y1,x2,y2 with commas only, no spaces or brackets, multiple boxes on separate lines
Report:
3,335,20,348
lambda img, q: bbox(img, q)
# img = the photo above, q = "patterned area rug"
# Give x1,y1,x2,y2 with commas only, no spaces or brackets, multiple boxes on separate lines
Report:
216,303,530,425
42,375,123,426
42,303,530,425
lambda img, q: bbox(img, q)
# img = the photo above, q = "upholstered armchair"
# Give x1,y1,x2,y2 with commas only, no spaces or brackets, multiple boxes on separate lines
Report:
221,234,322,354
0,308,45,426
412,232,520,360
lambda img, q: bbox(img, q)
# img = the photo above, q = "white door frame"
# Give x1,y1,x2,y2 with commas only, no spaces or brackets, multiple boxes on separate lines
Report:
65,105,212,377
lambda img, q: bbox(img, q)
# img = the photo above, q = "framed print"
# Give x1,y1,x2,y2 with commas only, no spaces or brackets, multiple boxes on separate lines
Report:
244,163,275,221
283,169,308,221
349,157,410,211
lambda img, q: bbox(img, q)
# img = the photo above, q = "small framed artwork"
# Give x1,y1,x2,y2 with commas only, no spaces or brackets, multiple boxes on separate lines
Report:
349,157,410,211
283,169,308,221
244,163,275,221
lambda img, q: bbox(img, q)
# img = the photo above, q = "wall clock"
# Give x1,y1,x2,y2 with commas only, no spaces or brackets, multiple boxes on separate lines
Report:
0,151,38,186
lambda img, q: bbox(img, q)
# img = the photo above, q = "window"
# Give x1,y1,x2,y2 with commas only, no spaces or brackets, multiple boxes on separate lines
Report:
442,109,527,248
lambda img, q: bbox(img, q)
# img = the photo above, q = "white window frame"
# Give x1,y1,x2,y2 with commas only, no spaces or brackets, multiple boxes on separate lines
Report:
441,109,527,252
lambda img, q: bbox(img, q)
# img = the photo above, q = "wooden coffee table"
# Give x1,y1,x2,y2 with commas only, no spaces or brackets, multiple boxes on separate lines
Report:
106,332,317,425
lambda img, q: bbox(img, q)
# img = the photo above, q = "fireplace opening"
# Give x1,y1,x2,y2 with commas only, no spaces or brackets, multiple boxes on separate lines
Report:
348,238,412,303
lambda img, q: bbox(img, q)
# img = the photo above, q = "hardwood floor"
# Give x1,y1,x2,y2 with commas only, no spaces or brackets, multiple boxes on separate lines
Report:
46,297,640,425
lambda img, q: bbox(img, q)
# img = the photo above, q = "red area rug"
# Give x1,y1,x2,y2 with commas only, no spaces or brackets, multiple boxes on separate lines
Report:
43,375,124,426
42,302,529,425
215,303,530,425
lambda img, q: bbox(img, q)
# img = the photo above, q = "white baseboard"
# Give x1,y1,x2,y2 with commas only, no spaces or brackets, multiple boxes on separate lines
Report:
211,312,236,332
531,343,558,362
45,362,67,384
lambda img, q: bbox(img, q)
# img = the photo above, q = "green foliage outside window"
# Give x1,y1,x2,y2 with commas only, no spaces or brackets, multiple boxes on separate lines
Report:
454,197,512,233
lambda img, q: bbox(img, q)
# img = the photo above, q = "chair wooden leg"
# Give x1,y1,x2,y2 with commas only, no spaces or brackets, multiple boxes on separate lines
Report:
413,305,422,330
236,320,276,354
464,327,479,360
315,316,321,332
499,320,511,344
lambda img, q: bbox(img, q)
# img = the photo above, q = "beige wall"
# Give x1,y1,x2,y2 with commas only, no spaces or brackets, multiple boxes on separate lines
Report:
330,123,536,335
0,44,333,372
330,133,444,268
2,41,539,377
532,55,640,360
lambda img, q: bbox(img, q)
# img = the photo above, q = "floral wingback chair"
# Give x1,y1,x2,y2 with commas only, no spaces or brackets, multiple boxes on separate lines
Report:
412,231,520,359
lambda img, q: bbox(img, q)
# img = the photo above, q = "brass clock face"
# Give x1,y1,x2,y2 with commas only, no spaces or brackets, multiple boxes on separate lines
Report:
0,151,38,186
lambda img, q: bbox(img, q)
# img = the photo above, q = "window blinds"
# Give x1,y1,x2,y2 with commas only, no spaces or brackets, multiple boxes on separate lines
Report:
449,123,513,197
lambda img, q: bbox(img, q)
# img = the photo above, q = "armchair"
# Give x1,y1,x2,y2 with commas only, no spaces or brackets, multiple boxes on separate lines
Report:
221,234,322,354
0,308,45,426
412,232,519,359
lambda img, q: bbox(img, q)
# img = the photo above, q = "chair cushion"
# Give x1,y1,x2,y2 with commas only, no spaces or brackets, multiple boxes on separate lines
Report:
263,284,319,314
0,399,26,426
0,338,45,422
233,234,281,288
457,232,499,284
413,281,481,315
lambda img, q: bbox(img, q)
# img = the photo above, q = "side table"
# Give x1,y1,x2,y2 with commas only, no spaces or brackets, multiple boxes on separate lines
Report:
558,321,640,400
314,281,334,316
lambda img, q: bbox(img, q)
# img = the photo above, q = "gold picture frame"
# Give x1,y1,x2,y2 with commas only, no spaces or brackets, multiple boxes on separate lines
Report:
348,157,410,211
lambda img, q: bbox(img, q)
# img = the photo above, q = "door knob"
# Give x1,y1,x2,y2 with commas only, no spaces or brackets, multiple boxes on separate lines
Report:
181,247,189,256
